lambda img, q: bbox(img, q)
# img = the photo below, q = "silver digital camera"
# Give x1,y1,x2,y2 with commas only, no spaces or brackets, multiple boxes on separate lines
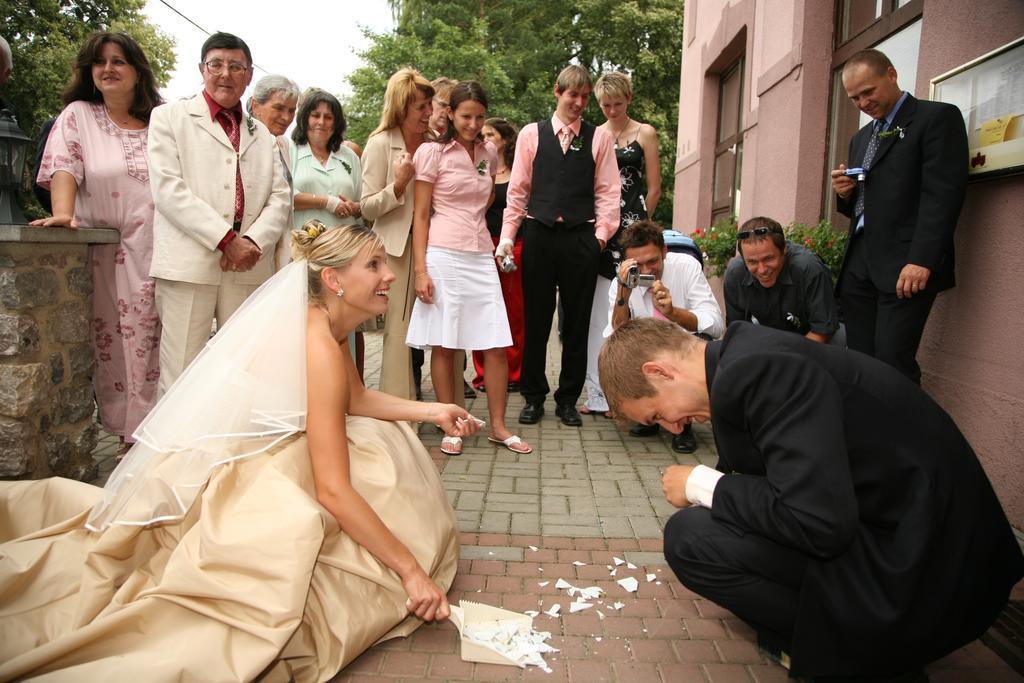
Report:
623,264,655,289
500,254,517,273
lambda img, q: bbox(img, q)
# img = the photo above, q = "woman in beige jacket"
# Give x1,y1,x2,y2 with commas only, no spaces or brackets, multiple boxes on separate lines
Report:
361,68,464,405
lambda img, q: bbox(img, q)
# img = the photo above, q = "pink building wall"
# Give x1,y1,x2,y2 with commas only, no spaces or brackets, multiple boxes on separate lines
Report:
673,0,1024,528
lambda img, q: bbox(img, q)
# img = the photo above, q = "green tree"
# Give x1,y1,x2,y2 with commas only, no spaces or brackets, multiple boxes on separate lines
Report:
1,0,175,218
347,0,682,224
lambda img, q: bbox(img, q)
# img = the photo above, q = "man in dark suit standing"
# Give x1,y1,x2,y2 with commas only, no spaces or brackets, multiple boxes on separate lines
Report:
599,318,1024,679
831,49,968,384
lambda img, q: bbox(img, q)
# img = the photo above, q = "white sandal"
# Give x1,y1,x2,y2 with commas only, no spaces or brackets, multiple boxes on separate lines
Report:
440,435,463,455
487,434,533,454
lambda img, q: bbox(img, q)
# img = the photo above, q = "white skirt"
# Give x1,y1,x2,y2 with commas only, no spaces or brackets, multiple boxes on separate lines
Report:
406,246,512,351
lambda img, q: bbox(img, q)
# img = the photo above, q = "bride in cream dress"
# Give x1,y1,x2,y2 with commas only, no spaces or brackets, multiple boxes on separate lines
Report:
0,221,476,682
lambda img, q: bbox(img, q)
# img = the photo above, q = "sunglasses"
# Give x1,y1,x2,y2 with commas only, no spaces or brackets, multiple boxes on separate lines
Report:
736,226,783,241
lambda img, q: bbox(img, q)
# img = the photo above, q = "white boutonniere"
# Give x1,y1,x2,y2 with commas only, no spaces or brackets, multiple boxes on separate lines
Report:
569,135,584,152
879,124,907,140
476,159,488,176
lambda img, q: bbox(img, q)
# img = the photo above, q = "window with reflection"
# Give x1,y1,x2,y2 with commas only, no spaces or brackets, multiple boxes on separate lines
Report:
712,58,744,226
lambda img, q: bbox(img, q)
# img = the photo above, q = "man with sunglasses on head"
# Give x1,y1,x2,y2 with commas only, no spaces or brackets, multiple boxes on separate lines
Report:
148,32,290,394
724,216,841,345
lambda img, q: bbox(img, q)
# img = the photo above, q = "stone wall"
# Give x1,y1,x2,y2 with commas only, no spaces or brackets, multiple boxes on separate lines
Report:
0,225,119,481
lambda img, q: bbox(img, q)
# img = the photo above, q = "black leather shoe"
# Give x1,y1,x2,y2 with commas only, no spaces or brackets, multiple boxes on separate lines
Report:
554,403,583,427
671,425,697,453
519,402,544,424
630,423,660,437
463,381,477,399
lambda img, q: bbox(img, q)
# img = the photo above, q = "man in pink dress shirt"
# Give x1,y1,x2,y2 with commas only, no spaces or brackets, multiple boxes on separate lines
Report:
496,65,621,426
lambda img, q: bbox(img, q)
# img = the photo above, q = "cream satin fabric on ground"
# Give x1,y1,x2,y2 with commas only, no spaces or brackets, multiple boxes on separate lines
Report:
0,418,458,682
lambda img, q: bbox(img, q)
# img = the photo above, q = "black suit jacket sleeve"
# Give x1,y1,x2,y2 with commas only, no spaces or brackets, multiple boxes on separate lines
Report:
709,351,858,559
722,260,749,325
910,104,968,271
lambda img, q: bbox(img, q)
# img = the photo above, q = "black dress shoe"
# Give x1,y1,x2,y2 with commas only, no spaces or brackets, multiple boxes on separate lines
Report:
554,403,583,427
671,425,697,453
630,423,660,437
463,381,477,399
519,402,544,424
507,381,520,392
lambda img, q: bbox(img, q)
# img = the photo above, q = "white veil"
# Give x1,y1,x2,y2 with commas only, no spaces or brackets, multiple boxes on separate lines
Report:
86,260,309,531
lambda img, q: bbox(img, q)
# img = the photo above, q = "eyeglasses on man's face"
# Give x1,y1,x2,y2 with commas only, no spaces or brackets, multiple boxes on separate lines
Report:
202,60,250,76
736,226,783,241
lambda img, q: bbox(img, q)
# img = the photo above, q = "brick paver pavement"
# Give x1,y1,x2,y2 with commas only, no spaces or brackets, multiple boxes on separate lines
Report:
92,331,1022,682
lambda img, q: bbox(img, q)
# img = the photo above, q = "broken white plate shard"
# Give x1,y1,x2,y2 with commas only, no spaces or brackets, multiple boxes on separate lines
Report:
595,636,603,642
612,556,625,566
538,567,544,572
596,610,606,620
555,578,573,590
609,568,617,577
545,604,561,617
572,560,586,567
612,601,626,610
451,601,559,672
656,581,662,585
578,586,603,600
569,600,592,613
646,573,657,583
617,576,639,592
524,610,540,617
606,565,613,570
626,562,638,570
538,581,549,587
528,545,538,552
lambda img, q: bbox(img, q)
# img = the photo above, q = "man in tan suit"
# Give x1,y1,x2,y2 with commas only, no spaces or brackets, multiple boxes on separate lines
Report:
148,32,290,394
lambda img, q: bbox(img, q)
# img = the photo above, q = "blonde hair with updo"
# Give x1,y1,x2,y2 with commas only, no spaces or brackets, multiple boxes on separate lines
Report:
291,220,385,302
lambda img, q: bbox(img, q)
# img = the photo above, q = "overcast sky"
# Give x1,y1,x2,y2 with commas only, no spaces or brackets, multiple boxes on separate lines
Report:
143,0,395,102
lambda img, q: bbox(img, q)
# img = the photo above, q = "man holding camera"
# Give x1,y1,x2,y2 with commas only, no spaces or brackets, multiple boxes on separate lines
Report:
830,49,967,384
724,216,840,344
607,220,723,453
497,65,621,427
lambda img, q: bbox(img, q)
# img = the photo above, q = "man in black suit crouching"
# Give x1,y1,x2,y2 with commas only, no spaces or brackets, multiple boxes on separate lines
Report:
831,48,968,384
599,317,1023,680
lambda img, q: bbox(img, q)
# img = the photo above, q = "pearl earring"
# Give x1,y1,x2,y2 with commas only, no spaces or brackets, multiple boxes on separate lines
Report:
336,287,344,298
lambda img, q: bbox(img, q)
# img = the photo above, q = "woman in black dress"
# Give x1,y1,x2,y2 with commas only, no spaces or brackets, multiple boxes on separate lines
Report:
582,72,662,417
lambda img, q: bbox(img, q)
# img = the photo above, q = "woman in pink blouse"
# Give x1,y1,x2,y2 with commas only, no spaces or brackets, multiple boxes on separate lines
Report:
32,32,163,450
406,82,531,456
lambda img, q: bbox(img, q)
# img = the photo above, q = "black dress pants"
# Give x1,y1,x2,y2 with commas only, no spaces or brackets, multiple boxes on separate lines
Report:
663,506,807,652
838,234,937,385
519,218,600,406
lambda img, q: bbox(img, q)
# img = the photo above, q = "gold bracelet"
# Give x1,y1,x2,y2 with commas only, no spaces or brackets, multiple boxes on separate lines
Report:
415,272,430,279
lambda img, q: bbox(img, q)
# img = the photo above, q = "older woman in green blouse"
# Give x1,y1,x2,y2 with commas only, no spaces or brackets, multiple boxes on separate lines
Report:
291,88,362,229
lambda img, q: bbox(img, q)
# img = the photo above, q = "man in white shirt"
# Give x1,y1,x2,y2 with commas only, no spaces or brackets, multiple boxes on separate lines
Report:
606,220,723,453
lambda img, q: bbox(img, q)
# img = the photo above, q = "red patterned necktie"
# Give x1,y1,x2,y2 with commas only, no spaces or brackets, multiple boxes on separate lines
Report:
217,109,244,225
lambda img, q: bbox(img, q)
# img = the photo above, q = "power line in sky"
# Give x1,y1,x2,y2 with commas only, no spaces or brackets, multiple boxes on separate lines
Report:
156,0,270,75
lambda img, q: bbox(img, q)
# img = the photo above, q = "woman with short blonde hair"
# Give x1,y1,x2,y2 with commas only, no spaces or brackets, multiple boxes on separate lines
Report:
582,70,664,422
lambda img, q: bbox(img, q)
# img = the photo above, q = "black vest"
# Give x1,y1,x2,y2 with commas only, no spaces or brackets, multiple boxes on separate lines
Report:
527,118,597,227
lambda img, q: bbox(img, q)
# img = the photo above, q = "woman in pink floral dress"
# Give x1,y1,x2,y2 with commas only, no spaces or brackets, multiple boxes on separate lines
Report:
33,32,164,446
